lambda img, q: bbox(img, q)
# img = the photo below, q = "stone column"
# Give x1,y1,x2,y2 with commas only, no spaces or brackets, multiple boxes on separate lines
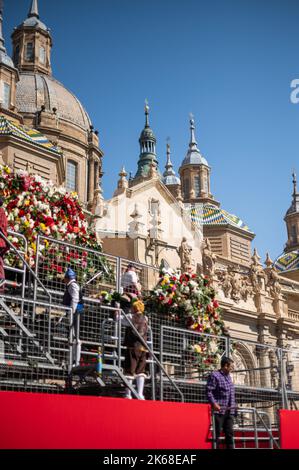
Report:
88,155,95,204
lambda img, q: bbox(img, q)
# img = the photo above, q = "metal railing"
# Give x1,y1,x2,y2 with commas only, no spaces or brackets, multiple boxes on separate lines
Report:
211,408,280,449
1,230,51,304
160,325,228,401
34,235,117,301
33,236,160,303
115,306,184,401
71,297,184,401
158,324,297,425
0,232,297,420
3,230,27,300
0,295,72,393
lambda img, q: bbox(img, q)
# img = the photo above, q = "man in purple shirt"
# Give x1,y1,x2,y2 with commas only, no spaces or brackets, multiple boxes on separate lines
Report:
206,356,237,449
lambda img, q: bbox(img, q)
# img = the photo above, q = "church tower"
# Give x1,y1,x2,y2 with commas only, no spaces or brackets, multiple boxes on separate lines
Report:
162,139,182,201
0,1,20,119
284,172,299,252
132,101,159,184
274,173,299,280
11,0,52,76
179,116,218,206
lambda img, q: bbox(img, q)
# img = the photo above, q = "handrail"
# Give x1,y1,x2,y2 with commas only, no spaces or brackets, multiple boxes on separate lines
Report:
212,407,280,449
255,409,280,449
36,235,111,276
117,307,184,402
101,315,156,400
0,229,51,302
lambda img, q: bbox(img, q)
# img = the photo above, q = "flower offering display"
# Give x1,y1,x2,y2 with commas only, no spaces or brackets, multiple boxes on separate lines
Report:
145,269,228,372
0,165,113,289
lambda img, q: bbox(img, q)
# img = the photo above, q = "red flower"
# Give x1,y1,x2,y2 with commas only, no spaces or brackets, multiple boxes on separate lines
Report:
213,300,219,309
45,217,55,227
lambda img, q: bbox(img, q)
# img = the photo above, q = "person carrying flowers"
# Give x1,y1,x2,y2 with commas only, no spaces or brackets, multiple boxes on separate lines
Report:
116,298,149,400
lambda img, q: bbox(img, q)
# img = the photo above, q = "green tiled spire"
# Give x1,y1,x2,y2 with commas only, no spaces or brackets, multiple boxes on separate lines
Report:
134,100,159,179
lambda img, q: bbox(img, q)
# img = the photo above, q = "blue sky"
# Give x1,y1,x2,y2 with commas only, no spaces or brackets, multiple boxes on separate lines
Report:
5,0,299,261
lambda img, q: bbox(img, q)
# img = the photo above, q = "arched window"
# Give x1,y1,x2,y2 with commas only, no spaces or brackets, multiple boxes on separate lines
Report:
291,225,297,243
2,82,10,109
39,47,46,64
2,83,11,109
14,44,20,65
25,43,34,62
66,160,78,192
184,178,190,199
194,176,201,197
203,174,208,193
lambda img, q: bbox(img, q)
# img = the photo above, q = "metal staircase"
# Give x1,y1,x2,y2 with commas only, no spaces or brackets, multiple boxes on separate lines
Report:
68,307,184,401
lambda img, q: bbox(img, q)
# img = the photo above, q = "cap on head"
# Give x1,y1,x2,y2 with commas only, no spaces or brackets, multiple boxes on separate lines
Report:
65,267,76,279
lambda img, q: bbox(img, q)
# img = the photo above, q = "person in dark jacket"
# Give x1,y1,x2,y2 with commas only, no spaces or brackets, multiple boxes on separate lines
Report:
206,356,237,449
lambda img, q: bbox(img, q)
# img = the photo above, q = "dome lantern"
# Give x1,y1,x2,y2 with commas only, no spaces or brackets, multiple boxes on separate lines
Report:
11,0,52,75
179,115,217,206
133,100,159,181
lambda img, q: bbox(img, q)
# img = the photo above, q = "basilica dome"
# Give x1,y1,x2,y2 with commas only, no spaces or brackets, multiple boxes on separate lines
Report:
16,72,92,131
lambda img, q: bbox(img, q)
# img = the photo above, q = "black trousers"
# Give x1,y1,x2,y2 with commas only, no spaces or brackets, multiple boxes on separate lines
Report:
214,412,234,449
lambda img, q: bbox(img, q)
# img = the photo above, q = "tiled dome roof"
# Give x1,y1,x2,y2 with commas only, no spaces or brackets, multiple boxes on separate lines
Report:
186,203,253,233
274,250,299,273
16,72,92,131
0,114,61,155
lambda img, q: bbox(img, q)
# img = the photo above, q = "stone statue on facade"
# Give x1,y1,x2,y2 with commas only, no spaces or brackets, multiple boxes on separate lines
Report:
148,162,158,179
240,275,253,301
249,249,265,294
230,267,242,302
268,349,279,389
202,238,217,278
92,187,106,218
179,237,193,273
264,253,281,299
219,267,232,298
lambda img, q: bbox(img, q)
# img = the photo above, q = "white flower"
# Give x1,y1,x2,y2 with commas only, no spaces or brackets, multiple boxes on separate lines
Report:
209,341,218,354
15,169,29,177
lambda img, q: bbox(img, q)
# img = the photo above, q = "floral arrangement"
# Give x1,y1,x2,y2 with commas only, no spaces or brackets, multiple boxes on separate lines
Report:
145,269,228,372
0,165,106,280
145,270,225,333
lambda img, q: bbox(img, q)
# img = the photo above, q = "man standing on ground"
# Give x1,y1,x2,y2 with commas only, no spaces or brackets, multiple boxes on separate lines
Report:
206,356,237,449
